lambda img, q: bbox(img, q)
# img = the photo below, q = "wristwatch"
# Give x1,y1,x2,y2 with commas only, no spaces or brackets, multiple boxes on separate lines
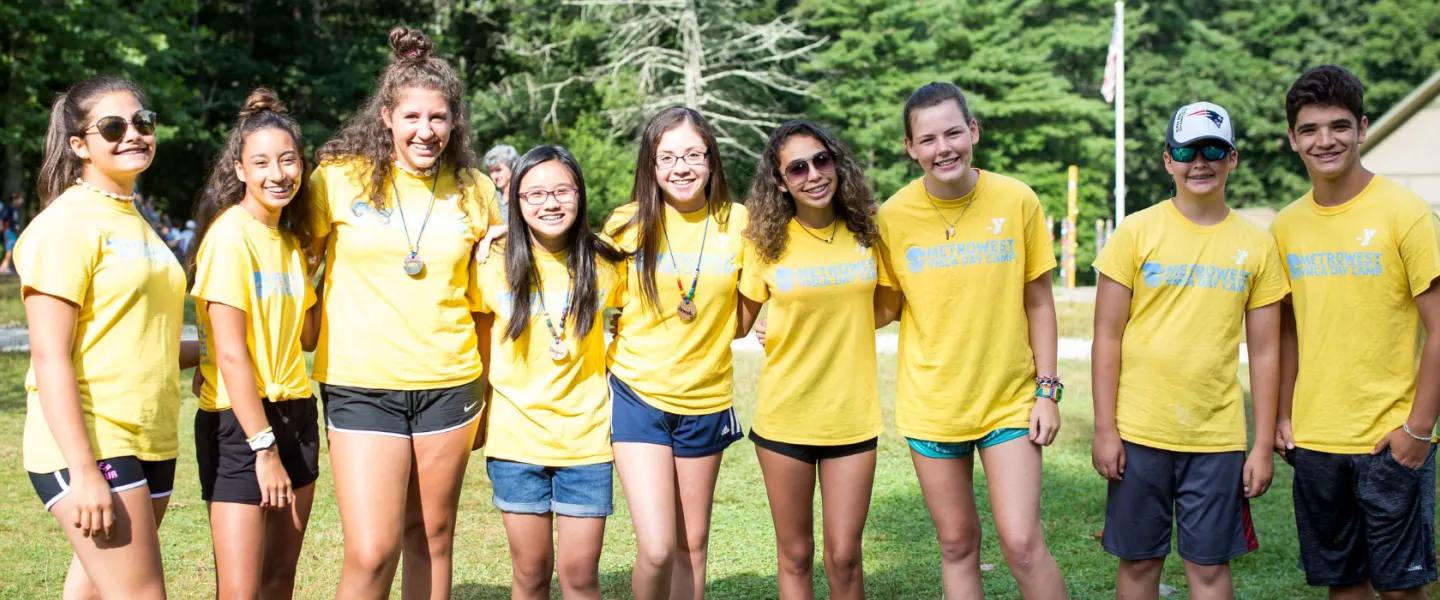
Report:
247,429,277,452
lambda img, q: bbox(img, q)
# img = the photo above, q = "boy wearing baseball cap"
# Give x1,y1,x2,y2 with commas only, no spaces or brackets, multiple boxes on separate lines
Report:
1272,65,1440,598
1092,101,1289,598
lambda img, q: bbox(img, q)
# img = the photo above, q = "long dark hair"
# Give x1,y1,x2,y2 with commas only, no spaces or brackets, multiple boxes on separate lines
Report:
609,107,733,312
37,77,148,208
505,146,625,342
186,88,314,280
744,120,878,263
314,26,478,211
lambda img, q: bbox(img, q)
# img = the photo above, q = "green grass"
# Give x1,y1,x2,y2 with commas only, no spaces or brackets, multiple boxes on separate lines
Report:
0,350,1424,599
0,273,197,328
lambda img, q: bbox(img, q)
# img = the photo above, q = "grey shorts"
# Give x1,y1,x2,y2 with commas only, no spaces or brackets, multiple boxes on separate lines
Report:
1103,441,1257,565
320,377,484,438
1291,446,1437,591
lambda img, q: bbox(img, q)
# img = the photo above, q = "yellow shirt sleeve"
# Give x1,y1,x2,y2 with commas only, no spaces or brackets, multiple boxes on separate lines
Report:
1022,193,1057,281
1399,211,1440,297
1247,241,1289,310
737,241,769,302
306,164,335,239
191,224,252,311
874,224,899,290
1092,219,1138,289
16,220,101,305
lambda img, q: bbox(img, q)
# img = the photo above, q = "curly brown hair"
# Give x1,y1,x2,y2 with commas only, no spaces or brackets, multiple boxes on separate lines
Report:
743,120,878,263
314,26,478,210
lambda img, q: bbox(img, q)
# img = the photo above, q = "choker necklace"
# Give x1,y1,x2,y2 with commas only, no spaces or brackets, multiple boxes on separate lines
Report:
394,161,437,178
76,178,134,202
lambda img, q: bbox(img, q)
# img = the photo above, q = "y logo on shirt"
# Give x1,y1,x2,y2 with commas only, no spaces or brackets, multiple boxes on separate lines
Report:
1232,249,1248,265
1357,229,1378,247
989,218,1006,236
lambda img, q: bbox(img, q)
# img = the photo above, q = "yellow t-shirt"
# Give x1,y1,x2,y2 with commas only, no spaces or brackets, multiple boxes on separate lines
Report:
307,159,502,390
604,202,748,415
478,246,625,466
739,222,882,445
876,172,1057,442
192,206,316,412
17,186,186,473
1271,175,1440,454
1094,201,1289,452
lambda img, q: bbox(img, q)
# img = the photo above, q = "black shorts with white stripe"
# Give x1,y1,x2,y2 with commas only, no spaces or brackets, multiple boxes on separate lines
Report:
28,456,177,511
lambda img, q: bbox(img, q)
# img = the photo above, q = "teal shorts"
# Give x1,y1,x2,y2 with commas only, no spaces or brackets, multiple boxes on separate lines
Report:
906,428,1029,459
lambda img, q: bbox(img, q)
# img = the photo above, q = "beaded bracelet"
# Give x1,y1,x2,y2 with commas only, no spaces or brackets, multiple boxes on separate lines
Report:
1035,376,1064,403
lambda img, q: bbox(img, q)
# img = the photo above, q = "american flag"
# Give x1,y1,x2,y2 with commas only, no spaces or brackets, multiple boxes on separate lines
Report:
1101,15,1122,103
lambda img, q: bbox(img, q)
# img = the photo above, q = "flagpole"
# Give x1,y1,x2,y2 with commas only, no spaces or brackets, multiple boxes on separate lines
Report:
1114,0,1126,224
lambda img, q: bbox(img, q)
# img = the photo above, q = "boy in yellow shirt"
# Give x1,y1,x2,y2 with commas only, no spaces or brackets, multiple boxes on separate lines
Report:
1093,101,1288,599
1272,65,1440,597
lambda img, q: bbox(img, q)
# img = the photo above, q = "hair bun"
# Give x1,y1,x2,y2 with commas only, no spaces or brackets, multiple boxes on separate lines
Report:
240,87,287,117
389,27,435,62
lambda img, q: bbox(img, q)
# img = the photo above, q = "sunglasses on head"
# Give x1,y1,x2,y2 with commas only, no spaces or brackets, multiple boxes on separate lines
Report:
1168,143,1229,163
78,110,157,143
782,151,836,185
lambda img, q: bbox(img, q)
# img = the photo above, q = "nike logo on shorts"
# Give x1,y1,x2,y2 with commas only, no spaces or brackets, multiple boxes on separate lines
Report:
464,401,479,413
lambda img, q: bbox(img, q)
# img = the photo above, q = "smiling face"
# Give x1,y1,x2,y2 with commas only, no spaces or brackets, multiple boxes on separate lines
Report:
904,100,979,186
234,127,302,213
1288,104,1367,180
69,91,155,182
382,87,451,172
653,123,711,207
776,134,836,213
1164,145,1238,198
518,160,580,249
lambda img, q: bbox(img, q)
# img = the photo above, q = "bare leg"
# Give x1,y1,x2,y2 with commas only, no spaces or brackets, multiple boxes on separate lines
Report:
261,482,317,600
672,452,724,600
330,431,413,600
910,450,985,599
556,515,606,600
55,485,167,600
817,450,876,600
502,512,555,600
400,419,480,600
755,445,818,600
979,438,1068,599
614,442,678,600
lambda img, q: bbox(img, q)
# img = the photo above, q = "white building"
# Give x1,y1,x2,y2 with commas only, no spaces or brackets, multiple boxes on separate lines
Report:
1362,68,1440,212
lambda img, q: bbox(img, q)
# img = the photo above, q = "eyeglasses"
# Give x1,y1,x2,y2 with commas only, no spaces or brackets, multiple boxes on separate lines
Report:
78,110,157,143
1168,143,1229,163
782,151,836,184
517,186,579,205
656,151,707,170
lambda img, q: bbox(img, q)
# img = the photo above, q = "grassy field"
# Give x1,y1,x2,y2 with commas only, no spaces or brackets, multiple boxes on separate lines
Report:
0,345,1392,600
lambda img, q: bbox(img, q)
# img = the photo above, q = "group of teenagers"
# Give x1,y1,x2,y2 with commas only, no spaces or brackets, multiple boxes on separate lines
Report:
13,21,1440,600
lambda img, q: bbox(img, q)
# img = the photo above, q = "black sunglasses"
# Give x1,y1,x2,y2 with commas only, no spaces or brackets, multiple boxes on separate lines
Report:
1168,143,1229,163
782,151,836,184
78,110,157,143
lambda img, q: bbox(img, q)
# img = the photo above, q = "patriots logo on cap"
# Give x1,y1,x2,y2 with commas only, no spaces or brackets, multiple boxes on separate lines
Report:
1189,109,1224,128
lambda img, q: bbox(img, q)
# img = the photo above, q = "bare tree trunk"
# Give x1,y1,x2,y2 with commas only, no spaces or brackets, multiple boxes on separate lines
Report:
680,0,702,109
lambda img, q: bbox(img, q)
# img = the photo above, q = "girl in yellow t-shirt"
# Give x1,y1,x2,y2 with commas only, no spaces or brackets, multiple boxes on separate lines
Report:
736,120,883,599
186,88,323,600
305,28,503,598
602,107,747,600
20,77,190,599
478,146,625,600
873,82,1068,598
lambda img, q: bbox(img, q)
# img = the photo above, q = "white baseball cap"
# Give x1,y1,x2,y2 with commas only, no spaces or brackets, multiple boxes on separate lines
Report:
1166,102,1235,149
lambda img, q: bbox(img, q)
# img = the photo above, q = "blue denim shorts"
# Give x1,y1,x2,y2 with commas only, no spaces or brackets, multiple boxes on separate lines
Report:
906,428,1030,459
485,459,614,518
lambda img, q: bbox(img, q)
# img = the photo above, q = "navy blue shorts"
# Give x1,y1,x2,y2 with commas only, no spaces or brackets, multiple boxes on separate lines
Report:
486,459,613,518
609,376,742,458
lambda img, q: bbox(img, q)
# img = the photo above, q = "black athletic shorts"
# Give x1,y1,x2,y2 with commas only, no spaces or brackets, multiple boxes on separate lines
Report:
1291,445,1438,591
1102,441,1258,565
749,430,878,465
320,377,484,438
29,456,177,511
195,397,321,504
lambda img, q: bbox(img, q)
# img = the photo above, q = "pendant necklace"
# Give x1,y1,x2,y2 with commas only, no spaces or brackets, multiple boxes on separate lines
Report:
534,267,572,361
663,209,709,323
392,162,441,276
796,217,837,243
924,184,975,240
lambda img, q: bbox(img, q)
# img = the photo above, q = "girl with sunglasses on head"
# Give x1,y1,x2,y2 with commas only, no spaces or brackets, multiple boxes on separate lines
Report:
871,82,1068,598
477,146,625,600
21,77,192,599
602,107,747,600
306,27,503,599
1092,101,1286,600
735,121,882,600
186,88,324,600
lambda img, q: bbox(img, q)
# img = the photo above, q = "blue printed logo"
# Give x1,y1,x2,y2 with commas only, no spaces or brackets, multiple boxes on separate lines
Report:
774,267,796,292
1141,262,1165,288
905,246,927,274
253,272,305,299
350,200,370,218
1287,251,1383,279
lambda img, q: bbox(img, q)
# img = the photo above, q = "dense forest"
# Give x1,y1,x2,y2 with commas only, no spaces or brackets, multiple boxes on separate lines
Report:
3,0,1438,271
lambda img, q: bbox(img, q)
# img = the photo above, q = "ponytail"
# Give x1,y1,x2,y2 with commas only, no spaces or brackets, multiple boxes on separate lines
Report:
36,77,147,208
